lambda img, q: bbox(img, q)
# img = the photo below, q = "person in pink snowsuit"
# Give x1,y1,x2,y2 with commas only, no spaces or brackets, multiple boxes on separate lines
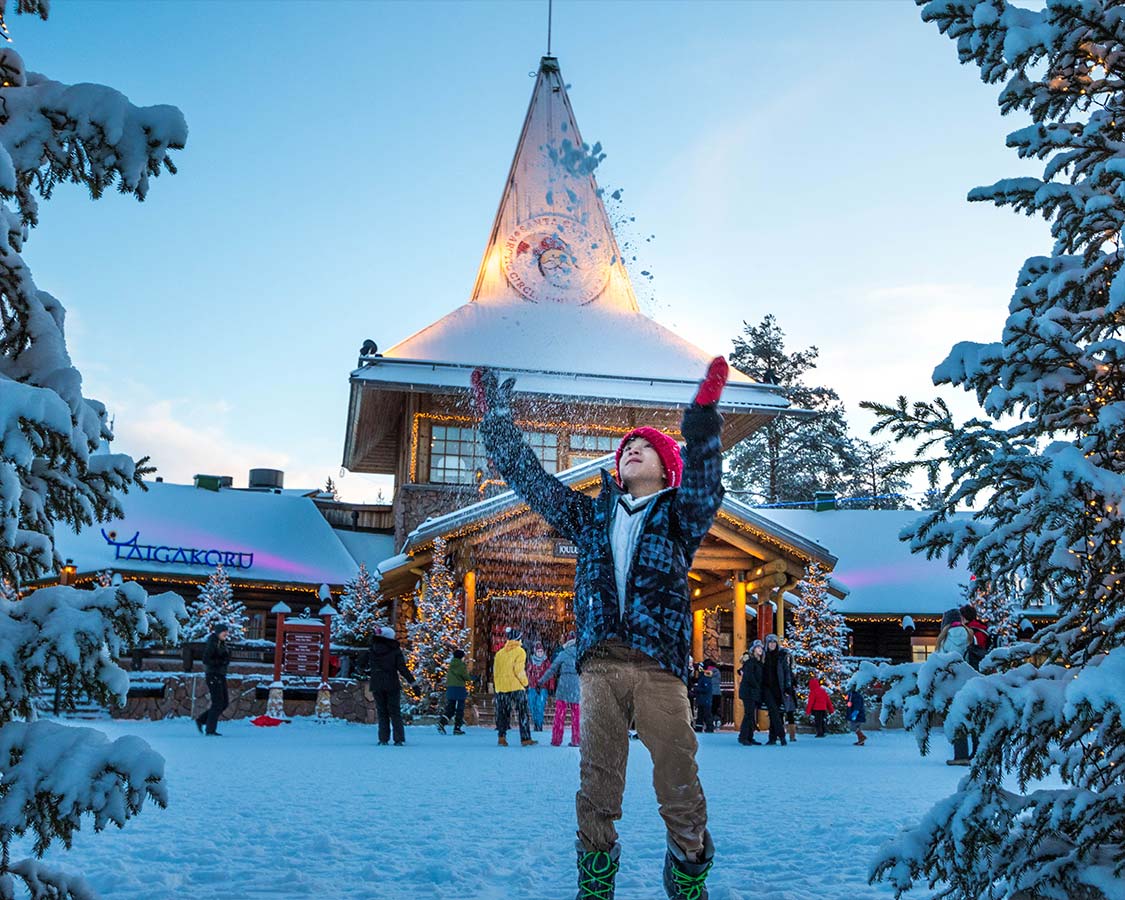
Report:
540,631,581,746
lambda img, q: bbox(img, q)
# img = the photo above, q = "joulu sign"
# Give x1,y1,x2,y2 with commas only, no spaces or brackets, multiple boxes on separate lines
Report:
100,529,255,570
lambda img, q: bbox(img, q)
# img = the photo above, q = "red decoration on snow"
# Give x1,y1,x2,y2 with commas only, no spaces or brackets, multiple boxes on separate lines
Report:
250,715,287,727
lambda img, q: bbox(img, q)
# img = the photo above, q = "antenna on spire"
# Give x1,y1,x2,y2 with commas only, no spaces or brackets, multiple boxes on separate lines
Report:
547,0,553,56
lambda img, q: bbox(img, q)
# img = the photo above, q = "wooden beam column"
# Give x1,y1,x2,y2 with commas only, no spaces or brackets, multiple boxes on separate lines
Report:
732,575,747,729
463,570,477,672
776,588,785,640
756,588,773,642
692,608,704,664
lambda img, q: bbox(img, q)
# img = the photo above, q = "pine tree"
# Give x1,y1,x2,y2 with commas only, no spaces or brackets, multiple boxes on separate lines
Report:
334,562,384,646
789,563,850,727
0,6,188,894
324,476,339,500
855,3,1125,896
405,536,470,712
724,315,860,505
843,440,913,509
0,577,17,601
95,569,115,588
183,565,246,643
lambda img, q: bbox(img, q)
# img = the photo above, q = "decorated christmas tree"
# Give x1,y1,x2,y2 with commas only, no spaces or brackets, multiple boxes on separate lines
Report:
405,536,470,712
0,577,18,602
95,569,116,588
183,565,247,642
963,576,1018,649
334,562,385,646
789,563,850,726
853,2,1125,896
0,4,189,894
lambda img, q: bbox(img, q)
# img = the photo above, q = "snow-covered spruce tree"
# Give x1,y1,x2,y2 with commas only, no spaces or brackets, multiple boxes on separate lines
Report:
182,565,246,643
405,536,469,713
789,563,851,728
0,4,189,895
334,562,385,646
854,2,1125,896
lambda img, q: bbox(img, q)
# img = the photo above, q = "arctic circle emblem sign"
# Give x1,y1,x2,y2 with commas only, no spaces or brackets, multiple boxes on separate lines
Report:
502,215,609,304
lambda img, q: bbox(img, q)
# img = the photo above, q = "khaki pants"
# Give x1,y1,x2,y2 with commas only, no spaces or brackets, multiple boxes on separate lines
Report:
576,642,708,856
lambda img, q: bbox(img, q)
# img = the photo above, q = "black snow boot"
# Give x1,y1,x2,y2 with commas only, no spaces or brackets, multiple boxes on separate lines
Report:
663,832,714,900
436,716,448,735
576,840,620,899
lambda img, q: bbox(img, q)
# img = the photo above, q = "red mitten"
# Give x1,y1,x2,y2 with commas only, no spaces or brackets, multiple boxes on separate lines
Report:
471,367,491,416
694,356,728,406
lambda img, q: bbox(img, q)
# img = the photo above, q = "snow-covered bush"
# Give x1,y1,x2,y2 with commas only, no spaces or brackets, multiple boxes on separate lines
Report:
857,2,1125,897
0,4,187,895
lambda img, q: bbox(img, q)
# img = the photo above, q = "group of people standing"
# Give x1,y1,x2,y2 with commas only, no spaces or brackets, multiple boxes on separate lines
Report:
487,626,582,747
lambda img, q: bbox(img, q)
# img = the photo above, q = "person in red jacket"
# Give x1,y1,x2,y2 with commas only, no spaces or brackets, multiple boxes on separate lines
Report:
805,677,835,738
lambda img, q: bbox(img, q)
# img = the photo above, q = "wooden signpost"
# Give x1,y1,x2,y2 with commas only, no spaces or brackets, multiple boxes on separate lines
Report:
267,586,337,719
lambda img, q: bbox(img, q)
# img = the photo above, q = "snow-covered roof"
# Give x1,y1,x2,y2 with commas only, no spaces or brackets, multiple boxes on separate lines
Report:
351,56,790,415
750,509,976,615
49,482,365,587
333,530,395,575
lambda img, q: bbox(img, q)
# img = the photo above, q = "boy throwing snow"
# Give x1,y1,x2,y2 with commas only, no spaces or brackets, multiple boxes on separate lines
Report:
473,357,728,900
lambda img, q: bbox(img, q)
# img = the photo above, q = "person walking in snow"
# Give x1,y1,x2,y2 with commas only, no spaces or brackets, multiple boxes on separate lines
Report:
541,631,581,747
527,639,553,732
804,676,835,738
493,627,536,747
694,660,718,733
846,685,867,746
195,622,231,736
737,640,764,745
437,648,470,736
473,357,728,900
368,625,416,746
762,633,793,746
936,607,978,765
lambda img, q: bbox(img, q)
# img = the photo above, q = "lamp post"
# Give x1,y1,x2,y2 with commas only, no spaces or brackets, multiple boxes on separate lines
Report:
267,601,291,719
59,559,76,586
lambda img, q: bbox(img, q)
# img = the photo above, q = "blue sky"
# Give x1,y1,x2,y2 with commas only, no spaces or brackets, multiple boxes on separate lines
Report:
10,1,1049,502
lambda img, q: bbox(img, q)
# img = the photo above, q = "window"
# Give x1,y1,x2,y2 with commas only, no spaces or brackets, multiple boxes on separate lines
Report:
569,433,618,460
247,613,265,641
428,425,557,484
911,637,937,662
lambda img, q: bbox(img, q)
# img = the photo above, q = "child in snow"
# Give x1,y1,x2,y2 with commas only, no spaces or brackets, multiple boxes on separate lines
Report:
540,631,581,747
474,357,728,900
694,660,719,733
846,686,867,746
437,648,470,735
804,676,835,738
526,639,553,732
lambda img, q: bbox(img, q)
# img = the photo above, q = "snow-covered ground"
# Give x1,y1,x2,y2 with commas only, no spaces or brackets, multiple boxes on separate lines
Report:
49,719,961,899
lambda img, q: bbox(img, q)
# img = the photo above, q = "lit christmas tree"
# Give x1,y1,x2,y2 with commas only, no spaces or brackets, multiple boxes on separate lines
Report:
789,562,850,725
405,536,470,712
183,565,247,642
95,569,115,588
0,577,18,601
334,562,385,646
963,575,1018,649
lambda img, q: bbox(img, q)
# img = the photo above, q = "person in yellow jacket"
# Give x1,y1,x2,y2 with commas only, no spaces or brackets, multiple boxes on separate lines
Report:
493,627,536,747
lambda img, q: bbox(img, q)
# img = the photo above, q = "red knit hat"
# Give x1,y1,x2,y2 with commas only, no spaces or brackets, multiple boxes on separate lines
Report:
614,427,683,489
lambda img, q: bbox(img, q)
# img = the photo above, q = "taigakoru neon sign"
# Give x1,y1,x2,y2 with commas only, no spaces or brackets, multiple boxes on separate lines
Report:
101,530,254,570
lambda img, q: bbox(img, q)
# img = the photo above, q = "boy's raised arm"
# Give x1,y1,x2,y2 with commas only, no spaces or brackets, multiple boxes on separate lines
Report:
675,357,729,553
472,367,594,542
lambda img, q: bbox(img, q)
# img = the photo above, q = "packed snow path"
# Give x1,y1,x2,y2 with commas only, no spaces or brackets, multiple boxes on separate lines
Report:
51,719,957,899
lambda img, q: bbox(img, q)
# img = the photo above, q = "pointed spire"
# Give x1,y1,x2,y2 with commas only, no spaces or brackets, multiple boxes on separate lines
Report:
470,57,638,311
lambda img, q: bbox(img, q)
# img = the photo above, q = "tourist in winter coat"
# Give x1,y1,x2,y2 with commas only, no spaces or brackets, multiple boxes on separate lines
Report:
959,603,990,670
762,633,793,746
936,607,978,765
737,640,765,745
195,623,231,736
541,631,581,747
475,359,727,900
846,686,867,746
804,676,835,738
526,639,553,732
694,660,718,733
368,626,416,746
437,648,470,736
492,627,535,747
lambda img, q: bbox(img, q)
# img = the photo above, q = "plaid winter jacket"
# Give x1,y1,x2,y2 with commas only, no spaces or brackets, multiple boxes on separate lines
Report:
479,404,724,684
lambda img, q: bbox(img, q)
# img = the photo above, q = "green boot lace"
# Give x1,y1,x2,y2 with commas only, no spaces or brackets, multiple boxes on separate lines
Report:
577,849,619,899
668,857,712,900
